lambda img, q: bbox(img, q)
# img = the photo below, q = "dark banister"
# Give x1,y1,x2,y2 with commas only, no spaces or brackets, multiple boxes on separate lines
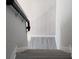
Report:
6,0,30,31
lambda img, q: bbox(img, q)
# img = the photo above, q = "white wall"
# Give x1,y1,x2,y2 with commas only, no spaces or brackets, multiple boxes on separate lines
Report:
17,0,56,36
6,6,28,59
17,0,72,52
56,0,72,53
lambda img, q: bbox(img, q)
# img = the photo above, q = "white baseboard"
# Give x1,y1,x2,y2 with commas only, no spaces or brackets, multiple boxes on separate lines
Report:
10,48,16,59
16,47,28,53
60,47,72,53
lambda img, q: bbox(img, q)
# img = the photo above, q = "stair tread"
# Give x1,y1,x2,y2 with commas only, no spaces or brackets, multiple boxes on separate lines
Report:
15,49,71,59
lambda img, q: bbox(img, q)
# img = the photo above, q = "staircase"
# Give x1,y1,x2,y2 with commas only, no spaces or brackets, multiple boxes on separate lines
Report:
15,49,71,59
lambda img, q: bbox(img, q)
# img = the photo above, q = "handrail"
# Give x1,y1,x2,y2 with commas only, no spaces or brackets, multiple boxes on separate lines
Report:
6,0,30,31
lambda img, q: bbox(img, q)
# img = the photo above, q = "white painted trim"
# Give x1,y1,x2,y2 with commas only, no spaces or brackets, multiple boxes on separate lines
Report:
60,47,72,53
31,35,56,37
10,48,16,59
16,47,28,53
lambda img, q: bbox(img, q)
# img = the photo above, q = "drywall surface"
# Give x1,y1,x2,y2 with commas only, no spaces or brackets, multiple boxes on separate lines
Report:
17,0,56,35
6,6,27,59
56,0,72,53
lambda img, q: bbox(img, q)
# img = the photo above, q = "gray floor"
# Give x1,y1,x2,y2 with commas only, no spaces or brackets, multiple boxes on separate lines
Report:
15,49,71,59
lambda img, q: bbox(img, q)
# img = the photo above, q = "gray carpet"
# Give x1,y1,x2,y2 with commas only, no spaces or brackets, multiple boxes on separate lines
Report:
15,49,71,59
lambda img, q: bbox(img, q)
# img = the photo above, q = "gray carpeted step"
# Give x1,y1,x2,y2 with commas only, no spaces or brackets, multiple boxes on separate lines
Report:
15,49,71,59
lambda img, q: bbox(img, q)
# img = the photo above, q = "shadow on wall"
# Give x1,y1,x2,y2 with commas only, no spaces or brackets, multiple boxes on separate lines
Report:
60,16,72,53
56,0,72,53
